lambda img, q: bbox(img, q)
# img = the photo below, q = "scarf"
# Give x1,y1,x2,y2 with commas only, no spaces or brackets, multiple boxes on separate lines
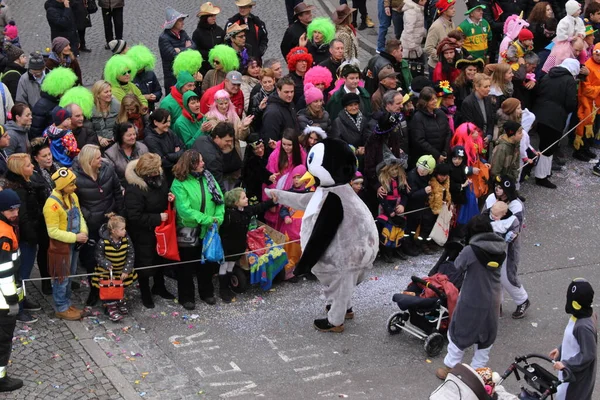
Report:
49,52,71,67
345,110,363,131
191,170,223,205
128,113,145,139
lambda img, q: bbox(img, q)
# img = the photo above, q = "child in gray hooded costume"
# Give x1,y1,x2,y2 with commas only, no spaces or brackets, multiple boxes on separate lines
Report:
436,215,507,380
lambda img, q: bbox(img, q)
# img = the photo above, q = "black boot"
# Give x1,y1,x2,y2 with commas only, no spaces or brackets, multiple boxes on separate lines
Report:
42,280,52,295
219,274,235,304
0,375,23,392
403,238,421,257
395,247,408,260
151,272,175,300
85,286,99,307
139,277,155,309
379,247,394,263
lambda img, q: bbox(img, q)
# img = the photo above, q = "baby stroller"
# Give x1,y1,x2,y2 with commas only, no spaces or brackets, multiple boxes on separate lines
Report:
386,241,463,357
430,363,492,400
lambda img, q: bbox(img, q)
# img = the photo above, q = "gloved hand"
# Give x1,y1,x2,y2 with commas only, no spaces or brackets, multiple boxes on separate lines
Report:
573,135,584,150
7,303,19,317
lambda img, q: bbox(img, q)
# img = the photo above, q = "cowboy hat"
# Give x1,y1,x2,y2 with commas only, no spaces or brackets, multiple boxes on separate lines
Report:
235,0,256,7
197,2,221,17
226,22,248,37
294,2,316,16
163,7,189,29
332,4,356,24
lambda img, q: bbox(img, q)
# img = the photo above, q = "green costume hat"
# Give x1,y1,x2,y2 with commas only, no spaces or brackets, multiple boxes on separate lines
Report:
182,90,200,114
41,67,78,97
176,71,196,91
464,0,486,15
172,50,203,77
59,86,94,118
307,17,336,45
208,44,239,73
127,44,156,72
104,54,138,86
585,24,597,36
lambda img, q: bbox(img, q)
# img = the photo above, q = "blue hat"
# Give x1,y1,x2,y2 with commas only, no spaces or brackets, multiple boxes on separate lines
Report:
0,189,21,212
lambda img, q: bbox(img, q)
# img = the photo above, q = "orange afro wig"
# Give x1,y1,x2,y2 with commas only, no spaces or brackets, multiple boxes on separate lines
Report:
286,47,313,73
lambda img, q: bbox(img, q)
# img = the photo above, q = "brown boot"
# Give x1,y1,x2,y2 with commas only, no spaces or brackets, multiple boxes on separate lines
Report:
56,307,82,321
435,366,452,380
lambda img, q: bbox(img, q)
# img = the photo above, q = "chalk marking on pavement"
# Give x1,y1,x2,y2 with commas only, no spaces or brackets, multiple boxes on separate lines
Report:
196,362,241,378
278,346,321,362
208,381,262,398
169,331,213,348
259,334,278,350
303,371,343,382
294,364,331,372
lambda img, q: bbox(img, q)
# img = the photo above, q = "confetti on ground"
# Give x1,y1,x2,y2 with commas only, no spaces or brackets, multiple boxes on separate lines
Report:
86,362,94,373
191,314,199,319
171,311,179,317
568,257,575,260
426,359,432,363
534,243,541,247
93,336,108,342
531,322,538,328
106,352,113,358
188,324,195,329
134,380,140,384
51,354,60,359
172,341,181,345
339,394,348,398
139,392,146,397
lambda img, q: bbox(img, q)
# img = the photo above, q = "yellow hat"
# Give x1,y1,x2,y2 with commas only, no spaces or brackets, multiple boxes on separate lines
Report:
52,168,76,191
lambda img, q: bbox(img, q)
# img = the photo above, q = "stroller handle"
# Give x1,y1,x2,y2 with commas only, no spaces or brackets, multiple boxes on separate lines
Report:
410,276,445,299
514,353,554,363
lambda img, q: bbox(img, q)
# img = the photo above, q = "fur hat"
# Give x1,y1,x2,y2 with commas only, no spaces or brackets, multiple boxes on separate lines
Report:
52,167,76,191
5,43,23,63
433,162,450,176
108,39,127,55
127,44,156,72
51,36,70,55
286,47,313,72
303,125,327,140
307,17,336,44
104,54,137,86
341,92,360,107
416,155,436,173
41,67,78,97
172,50,203,77
494,175,517,201
503,120,521,137
304,65,333,88
304,83,323,105
163,7,188,29
208,44,240,73
501,98,521,115
566,278,594,318
436,38,457,57
565,0,581,16
52,106,71,126
340,62,361,77
59,86,95,119
518,28,534,42
175,71,195,91
0,189,20,211
28,51,45,70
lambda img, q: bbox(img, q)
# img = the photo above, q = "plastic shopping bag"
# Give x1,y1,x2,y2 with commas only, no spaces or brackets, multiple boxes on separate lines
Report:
202,222,225,263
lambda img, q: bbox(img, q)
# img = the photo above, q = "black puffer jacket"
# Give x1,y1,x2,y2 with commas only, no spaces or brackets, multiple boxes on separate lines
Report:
406,168,431,211
44,0,79,52
158,29,194,90
192,21,225,74
124,159,169,267
307,40,329,66
532,65,578,129
73,122,101,150
281,21,306,59
133,70,163,111
73,160,124,233
98,0,124,8
297,107,331,133
242,149,271,203
142,126,184,184
220,201,274,262
1,171,44,245
30,91,59,139
2,62,26,100
226,13,268,59
408,108,452,165
260,92,300,142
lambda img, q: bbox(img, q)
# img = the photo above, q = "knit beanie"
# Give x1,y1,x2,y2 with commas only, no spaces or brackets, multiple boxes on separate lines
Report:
501,98,520,115
175,71,195,91
0,189,20,212
5,43,23,63
51,36,70,55
304,83,323,105
52,168,77,191
52,106,72,126
566,278,594,318
3,21,17,40
503,120,521,137
434,162,450,176
28,51,45,70
518,28,534,42
565,0,581,16
341,92,360,107
108,39,128,55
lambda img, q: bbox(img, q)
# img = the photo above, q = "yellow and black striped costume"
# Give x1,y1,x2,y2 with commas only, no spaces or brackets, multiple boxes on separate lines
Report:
91,229,138,289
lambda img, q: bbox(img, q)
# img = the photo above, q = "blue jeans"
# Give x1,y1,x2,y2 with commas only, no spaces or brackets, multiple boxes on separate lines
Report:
52,247,79,312
377,0,404,52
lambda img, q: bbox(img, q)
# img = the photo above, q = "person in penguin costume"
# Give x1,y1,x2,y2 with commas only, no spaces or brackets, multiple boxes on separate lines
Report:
265,139,379,332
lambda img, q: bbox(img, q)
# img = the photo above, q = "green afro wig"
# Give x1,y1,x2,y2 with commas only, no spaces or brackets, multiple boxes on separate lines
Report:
59,86,94,119
104,54,138,86
41,67,78,97
126,44,156,72
172,50,203,77
208,45,239,73
307,18,336,45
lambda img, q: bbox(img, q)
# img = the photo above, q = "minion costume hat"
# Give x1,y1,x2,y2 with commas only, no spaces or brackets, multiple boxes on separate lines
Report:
41,67,78,98
172,50,203,77
127,44,156,72
566,278,594,318
59,86,94,119
208,44,240,73
103,54,137,86
52,168,76,191
307,17,336,44
416,155,436,173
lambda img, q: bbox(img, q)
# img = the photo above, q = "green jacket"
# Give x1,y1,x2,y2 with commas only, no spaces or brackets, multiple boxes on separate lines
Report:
490,135,520,182
160,92,183,122
398,59,413,95
172,91,204,148
111,82,148,107
171,175,225,239
325,86,372,121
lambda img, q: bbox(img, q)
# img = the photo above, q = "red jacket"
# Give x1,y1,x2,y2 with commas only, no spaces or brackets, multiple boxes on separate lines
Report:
200,81,244,118
420,273,459,321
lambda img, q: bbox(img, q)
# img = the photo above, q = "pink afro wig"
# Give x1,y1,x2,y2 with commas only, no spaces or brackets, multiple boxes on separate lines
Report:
286,47,313,72
303,65,333,88
450,122,484,166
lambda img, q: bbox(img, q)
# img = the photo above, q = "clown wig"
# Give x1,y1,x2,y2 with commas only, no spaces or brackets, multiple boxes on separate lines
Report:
206,89,239,122
208,45,239,73
104,54,137,86
450,122,485,166
307,17,336,44
172,50,203,77
41,67,78,97
286,47,313,72
303,65,333,88
59,86,94,119
127,44,156,72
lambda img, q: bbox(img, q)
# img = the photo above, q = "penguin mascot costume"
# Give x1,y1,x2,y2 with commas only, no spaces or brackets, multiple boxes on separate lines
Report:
266,139,378,332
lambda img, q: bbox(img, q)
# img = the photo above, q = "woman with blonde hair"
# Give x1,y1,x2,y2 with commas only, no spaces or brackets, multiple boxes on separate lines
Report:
487,63,514,112
90,80,121,149
116,94,149,140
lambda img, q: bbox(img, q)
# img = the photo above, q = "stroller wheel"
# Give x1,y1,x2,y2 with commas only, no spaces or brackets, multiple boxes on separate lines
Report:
424,332,445,357
386,311,407,335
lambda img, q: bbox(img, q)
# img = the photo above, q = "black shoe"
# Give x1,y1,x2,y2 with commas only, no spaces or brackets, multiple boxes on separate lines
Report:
141,291,155,309
552,163,565,172
421,241,435,255
583,148,597,159
379,249,394,263
201,296,216,305
0,376,23,392
182,301,195,310
593,164,600,176
403,243,421,257
85,289,99,307
42,280,52,295
395,248,408,260
573,151,591,162
22,297,41,311
305,272,318,281
287,275,300,283
512,299,530,319
358,23,368,31
151,286,175,300
535,177,557,189
71,280,81,290
313,318,344,332
325,305,354,320
218,275,235,303
80,47,92,53
554,157,566,166
16,310,38,324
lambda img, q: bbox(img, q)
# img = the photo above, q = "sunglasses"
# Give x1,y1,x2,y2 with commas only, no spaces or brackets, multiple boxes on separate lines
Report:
213,60,220,65
121,70,132,76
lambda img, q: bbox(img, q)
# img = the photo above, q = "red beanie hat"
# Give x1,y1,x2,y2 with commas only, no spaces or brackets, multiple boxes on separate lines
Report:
518,29,534,42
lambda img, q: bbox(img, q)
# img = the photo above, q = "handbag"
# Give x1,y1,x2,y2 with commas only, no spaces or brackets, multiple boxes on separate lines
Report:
176,191,205,247
99,270,124,301
429,202,452,246
155,203,180,261
407,50,425,78
85,0,99,14
201,222,225,263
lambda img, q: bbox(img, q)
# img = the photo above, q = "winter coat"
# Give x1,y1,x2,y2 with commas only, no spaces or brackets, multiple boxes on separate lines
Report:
45,55,83,86
364,132,404,193
226,13,268,59
459,92,495,141
192,135,226,189
490,134,520,182
297,107,331,133
124,159,170,267
170,174,225,239
31,161,58,206
281,20,307,59
449,163,468,205
260,92,300,142
98,0,124,8
200,81,244,117
220,201,274,262
241,75,259,114
1,170,43,245
160,87,185,122
408,108,452,164
1,63,26,100
319,57,342,93
363,52,413,95
329,111,371,147
0,150,7,176
528,21,555,54
15,71,43,108
104,141,149,185
335,25,359,62
449,232,507,350
173,91,204,149
401,0,426,58
424,16,454,68
384,0,405,11
192,21,225,74
249,86,274,132
133,69,162,111
70,0,89,32
532,65,578,130
307,40,330,66
73,160,124,233
4,120,30,156
44,0,79,54
90,98,121,140
73,122,101,150
30,91,59,139
453,79,473,113
158,30,194,90
0,4,12,43
110,81,148,107
43,124,78,167
406,168,431,211
142,126,184,183
326,86,372,121
242,151,271,203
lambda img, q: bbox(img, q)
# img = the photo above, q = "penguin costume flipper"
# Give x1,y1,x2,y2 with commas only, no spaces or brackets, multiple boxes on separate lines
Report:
294,192,343,276
265,188,314,211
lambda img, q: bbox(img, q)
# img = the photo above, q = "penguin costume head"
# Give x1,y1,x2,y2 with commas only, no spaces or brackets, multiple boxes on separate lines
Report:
302,139,357,188
566,278,594,318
